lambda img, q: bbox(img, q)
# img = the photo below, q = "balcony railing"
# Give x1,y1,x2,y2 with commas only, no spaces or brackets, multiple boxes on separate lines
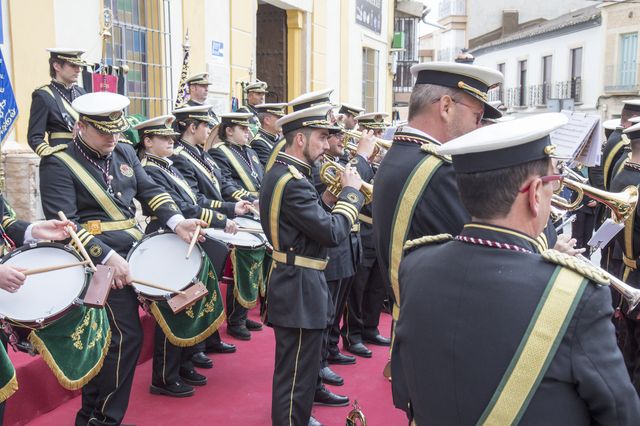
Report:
493,79,582,108
393,60,418,93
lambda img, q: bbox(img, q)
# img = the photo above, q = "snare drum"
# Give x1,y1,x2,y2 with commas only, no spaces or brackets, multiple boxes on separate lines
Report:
205,221,265,249
127,232,204,300
0,243,90,327
234,217,271,250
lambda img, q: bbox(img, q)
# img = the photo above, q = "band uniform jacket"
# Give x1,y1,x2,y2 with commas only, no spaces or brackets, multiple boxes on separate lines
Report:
0,196,29,248
311,153,373,281
140,154,228,233
250,128,280,167
27,81,86,154
170,139,253,214
39,138,181,263
393,224,640,425
603,128,628,191
208,142,264,196
372,126,470,293
611,164,640,286
259,152,365,329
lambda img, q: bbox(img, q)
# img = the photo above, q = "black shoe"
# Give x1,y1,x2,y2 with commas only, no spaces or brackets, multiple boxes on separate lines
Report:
309,416,324,426
245,318,263,331
363,333,391,346
149,381,195,398
327,352,356,365
319,366,344,386
313,387,349,407
204,341,237,354
191,351,213,369
227,324,251,340
345,342,372,358
179,368,207,386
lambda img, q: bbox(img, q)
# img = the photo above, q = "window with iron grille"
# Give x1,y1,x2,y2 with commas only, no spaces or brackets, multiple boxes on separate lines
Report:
103,0,173,118
362,48,379,112
393,17,418,92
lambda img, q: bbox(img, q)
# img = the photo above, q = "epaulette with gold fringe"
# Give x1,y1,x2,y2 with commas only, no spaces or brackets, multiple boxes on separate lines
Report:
404,233,453,251
622,134,631,146
541,250,609,285
420,143,451,162
40,144,67,156
118,139,133,146
288,165,303,180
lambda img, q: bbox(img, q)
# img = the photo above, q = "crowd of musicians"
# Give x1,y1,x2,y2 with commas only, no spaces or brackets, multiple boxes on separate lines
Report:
0,46,639,426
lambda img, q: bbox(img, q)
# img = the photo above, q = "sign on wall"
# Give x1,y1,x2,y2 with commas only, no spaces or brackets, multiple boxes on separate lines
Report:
356,0,382,34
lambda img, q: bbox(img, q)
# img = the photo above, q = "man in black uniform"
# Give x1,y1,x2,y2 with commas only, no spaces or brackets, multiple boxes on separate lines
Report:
342,113,391,358
394,112,640,425
250,103,286,167
209,113,265,340
611,117,640,395
39,92,206,426
260,104,365,426
372,62,503,330
185,72,219,124
337,104,364,130
28,48,87,156
238,80,268,138
170,105,254,364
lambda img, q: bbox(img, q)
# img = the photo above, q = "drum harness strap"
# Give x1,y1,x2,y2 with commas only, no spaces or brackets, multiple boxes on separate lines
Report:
52,152,143,240
215,144,259,194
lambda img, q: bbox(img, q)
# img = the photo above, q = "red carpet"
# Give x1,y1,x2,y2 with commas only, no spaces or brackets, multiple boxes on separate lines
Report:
18,308,405,426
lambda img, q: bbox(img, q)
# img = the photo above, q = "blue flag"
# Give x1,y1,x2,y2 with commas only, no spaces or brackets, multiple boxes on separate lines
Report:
0,48,17,144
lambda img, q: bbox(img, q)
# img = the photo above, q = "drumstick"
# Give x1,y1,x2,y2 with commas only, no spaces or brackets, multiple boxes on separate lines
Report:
185,225,201,259
131,278,186,295
248,206,260,218
234,226,265,234
57,211,97,272
22,260,91,276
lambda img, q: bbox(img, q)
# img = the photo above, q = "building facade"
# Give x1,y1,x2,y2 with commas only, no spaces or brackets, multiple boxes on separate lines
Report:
1,0,396,219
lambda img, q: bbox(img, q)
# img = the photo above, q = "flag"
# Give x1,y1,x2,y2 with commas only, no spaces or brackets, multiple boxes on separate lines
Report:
0,48,18,144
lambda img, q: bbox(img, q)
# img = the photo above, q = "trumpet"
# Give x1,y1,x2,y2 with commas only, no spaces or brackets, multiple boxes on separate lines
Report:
346,400,367,426
576,254,640,312
342,129,392,155
320,155,373,204
551,178,638,223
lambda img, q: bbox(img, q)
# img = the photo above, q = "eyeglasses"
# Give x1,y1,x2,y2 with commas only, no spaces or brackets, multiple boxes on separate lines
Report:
432,96,484,126
518,174,564,193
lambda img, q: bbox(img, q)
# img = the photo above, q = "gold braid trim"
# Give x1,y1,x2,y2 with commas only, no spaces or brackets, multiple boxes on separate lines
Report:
27,328,112,391
420,143,452,162
541,250,609,285
39,144,68,157
149,303,226,347
404,233,453,251
0,371,18,403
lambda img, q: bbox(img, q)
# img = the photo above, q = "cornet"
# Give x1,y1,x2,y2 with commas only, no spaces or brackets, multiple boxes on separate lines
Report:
320,155,373,204
342,129,392,167
346,400,367,426
576,255,640,312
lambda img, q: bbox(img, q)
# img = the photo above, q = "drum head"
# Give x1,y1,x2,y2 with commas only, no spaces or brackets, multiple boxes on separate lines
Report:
0,244,87,323
205,228,264,249
128,233,203,298
234,217,264,233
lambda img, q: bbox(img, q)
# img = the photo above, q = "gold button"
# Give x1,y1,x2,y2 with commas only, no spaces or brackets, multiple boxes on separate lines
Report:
116,192,122,198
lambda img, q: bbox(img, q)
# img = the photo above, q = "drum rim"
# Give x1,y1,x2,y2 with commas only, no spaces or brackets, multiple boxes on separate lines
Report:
127,230,204,299
0,242,90,327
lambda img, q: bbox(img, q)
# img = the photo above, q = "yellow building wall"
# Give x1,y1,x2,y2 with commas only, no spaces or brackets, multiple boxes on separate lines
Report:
339,0,349,103
385,0,394,114
287,9,304,106
310,0,327,91
182,0,206,76
230,0,257,102
8,0,56,145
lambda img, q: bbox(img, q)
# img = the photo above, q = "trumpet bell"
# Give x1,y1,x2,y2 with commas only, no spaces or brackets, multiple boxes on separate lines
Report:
319,157,373,204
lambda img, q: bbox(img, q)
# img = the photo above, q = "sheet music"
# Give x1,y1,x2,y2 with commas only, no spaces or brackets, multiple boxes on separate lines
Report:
550,110,602,166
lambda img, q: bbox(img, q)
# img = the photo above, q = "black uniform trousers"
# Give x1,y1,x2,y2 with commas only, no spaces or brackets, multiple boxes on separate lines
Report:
320,277,353,371
76,287,143,426
151,325,194,386
226,281,248,327
342,258,387,345
272,326,323,426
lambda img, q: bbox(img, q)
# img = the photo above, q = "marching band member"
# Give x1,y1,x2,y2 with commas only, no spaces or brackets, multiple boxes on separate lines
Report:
170,105,251,364
134,115,239,397
209,113,265,341
27,48,87,156
250,103,286,167
38,92,205,426
342,113,391,358
238,80,268,138
260,104,365,426
337,104,364,130
185,72,219,124
394,113,640,424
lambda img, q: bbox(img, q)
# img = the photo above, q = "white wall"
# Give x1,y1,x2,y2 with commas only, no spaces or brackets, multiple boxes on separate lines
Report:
54,0,101,64
473,25,603,109
466,0,593,40
203,0,230,113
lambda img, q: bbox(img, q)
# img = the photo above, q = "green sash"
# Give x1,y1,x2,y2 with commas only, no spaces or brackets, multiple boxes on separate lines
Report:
29,306,111,390
150,256,226,347
231,247,266,309
215,144,259,193
477,267,587,425
0,344,17,402
52,152,144,241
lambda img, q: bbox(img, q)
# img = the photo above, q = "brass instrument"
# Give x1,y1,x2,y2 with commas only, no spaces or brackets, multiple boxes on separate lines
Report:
174,29,191,109
342,129,392,153
320,155,373,204
551,178,638,224
346,400,367,426
577,255,640,312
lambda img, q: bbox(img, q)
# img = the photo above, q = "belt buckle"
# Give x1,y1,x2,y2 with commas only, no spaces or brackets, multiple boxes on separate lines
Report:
87,220,102,235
